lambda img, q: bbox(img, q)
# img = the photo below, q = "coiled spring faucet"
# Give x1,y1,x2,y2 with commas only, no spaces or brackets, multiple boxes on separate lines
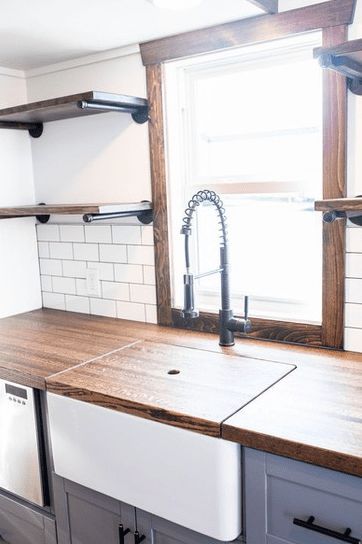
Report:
181,189,251,347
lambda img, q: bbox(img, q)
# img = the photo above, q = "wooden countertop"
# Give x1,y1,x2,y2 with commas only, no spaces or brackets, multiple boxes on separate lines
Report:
0,309,361,477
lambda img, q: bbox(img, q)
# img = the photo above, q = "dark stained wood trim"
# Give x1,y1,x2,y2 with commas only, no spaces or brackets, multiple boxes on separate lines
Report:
140,0,356,66
315,197,362,211
321,25,347,349
172,309,322,346
247,0,278,13
146,8,349,348
146,64,173,325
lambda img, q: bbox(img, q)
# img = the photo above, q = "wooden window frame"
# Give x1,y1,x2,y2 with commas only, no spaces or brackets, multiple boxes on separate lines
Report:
141,0,356,349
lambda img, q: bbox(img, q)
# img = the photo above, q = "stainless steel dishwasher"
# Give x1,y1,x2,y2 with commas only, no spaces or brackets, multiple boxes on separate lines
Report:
0,378,46,506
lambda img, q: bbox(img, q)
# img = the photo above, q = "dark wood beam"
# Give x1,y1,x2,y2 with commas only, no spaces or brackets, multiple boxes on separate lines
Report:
140,0,356,65
247,0,278,13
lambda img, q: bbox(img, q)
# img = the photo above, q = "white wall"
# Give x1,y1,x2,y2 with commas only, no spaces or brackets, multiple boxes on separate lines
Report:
0,69,41,318
27,51,151,205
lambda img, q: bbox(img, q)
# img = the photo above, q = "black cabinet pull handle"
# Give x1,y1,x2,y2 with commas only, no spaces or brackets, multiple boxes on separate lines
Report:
133,530,145,544
293,516,361,544
118,524,130,544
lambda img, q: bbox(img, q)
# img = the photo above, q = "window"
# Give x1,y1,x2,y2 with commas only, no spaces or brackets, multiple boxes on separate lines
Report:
164,32,323,325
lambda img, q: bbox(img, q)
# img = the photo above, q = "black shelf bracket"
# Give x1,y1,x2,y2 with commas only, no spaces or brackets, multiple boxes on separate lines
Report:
78,100,149,124
0,121,43,138
318,53,362,95
83,208,153,225
322,195,362,226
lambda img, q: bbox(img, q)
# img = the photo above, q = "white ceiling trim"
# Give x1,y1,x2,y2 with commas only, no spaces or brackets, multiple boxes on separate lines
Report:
26,43,140,79
0,66,25,79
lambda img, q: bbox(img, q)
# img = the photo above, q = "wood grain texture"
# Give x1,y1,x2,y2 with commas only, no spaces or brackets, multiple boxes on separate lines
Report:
0,91,147,124
247,0,278,13
0,310,138,389
146,64,172,325
46,340,294,437
140,0,356,65
222,352,362,476
1,309,362,475
0,202,151,218
172,309,323,346
315,197,362,211
321,25,347,349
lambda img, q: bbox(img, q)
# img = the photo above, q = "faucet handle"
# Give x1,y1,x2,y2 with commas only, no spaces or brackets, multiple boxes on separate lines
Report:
244,296,249,321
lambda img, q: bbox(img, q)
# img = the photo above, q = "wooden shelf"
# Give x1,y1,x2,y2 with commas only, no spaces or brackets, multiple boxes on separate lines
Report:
315,197,362,212
0,91,149,137
315,197,362,225
314,39,362,94
0,202,153,224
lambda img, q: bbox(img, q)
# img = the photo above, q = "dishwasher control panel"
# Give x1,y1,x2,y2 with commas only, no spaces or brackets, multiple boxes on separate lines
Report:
5,383,28,405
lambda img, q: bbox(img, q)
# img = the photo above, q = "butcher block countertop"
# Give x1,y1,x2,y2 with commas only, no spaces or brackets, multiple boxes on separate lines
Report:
0,309,361,477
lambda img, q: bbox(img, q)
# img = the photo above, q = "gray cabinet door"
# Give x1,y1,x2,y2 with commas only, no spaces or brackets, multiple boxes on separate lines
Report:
0,490,56,544
136,508,243,544
53,475,135,544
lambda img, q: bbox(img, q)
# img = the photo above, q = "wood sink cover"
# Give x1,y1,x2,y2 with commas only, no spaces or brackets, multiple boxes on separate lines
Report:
47,340,295,437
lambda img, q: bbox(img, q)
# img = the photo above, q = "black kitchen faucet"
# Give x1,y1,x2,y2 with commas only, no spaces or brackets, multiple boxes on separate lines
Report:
181,190,252,347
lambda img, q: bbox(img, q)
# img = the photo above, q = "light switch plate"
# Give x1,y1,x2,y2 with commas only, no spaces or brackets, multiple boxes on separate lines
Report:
86,268,101,297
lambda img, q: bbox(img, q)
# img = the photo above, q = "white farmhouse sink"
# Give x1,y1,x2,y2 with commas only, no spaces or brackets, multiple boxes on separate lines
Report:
47,393,241,541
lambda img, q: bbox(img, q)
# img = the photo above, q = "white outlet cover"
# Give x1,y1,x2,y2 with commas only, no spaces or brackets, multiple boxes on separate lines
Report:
86,268,101,297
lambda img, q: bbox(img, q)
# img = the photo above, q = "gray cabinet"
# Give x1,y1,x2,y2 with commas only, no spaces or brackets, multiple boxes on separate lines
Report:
244,448,362,544
53,475,242,544
0,490,56,544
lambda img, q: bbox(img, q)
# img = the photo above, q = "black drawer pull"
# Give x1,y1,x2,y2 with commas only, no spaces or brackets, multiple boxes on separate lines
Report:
119,524,130,544
293,516,361,544
134,530,145,544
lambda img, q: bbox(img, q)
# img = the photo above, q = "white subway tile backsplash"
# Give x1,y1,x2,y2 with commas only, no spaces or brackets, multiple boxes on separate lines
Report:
42,292,65,310
76,278,88,297
39,258,62,276
60,225,85,243
65,295,90,314
345,278,362,304
116,301,145,322
52,276,76,295
143,265,156,285
112,225,141,245
344,327,362,353
345,303,362,328
101,281,129,301
90,298,117,318
130,284,157,305
40,275,52,292
141,226,154,246
38,242,49,259
87,262,114,281
37,224,60,242
346,253,362,278
115,264,143,284
85,225,112,244
63,260,87,278
100,244,127,263
145,304,157,324
346,227,362,253
38,223,157,325
49,242,73,260
127,245,154,266
74,243,99,261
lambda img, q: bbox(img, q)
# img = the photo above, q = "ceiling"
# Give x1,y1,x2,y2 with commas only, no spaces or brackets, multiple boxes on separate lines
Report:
0,0,266,71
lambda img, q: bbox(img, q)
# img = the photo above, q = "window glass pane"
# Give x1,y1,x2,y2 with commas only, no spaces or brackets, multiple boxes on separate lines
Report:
165,32,323,324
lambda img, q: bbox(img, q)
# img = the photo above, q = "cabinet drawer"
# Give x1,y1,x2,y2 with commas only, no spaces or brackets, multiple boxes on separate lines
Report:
245,449,362,544
0,491,56,544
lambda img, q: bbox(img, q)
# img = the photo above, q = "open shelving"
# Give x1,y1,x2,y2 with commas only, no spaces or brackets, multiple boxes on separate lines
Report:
314,39,362,95
0,91,149,137
315,197,362,225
